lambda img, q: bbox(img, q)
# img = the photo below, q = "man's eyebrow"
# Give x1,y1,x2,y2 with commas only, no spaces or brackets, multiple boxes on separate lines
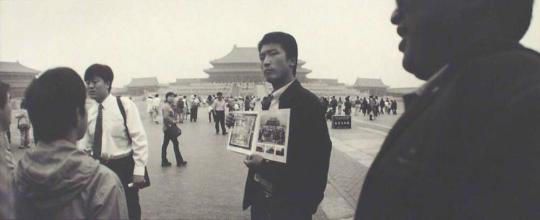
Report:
261,48,278,54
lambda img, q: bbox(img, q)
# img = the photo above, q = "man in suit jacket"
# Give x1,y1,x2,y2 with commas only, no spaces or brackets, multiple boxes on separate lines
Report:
231,32,332,220
355,0,540,219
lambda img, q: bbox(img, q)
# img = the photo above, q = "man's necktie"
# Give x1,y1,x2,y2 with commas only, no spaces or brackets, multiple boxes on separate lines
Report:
261,94,273,110
92,104,103,160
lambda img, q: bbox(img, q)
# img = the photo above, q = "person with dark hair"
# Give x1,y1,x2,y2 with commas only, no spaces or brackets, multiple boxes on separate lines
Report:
212,92,227,135
81,64,148,220
356,0,540,219
230,32,332,220
391,99,398,115
321,97,329,117
0,80,15,220
190,94,200,122
330,96,337,113
378,98,385,115
344,96,352,116
13,68,128,219
161,92,187,167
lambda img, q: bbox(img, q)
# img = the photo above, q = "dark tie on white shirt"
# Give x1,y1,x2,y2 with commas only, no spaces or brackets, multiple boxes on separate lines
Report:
92,104,103,160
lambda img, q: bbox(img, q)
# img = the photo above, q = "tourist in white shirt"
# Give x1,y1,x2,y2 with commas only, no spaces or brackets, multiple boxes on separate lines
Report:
212,92,228,135
145,96,153,119
80,64,148,220
152,94,161,124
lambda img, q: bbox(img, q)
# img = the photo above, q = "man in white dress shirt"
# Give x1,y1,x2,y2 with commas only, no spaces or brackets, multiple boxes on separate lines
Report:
80,64,149,220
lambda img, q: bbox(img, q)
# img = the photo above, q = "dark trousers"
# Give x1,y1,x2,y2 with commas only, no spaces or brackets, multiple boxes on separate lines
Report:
190,108,198,122
161,133,184,163
209,110,214,123
250,187,312,220
214,110,226,134
103,156,141,220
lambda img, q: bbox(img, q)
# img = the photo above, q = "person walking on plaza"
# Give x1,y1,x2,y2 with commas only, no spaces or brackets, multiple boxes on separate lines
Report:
337,97,343,115
145,96,153,120
378,98,385,115
244,95,251,111
14,68,128,220
212,92,227,135
207,95,214,123
344,96,352,116
232,32,332,220
330,96,337,113
361,97,368,117
354,96,361,116
391,99,398,115
152,94,161,124
0,80,15,220
80,64,148,220
161,92,187,167
356,0,540,219
190,95,200,122
176,95,186,123
321,97,329,116
16,101,31,149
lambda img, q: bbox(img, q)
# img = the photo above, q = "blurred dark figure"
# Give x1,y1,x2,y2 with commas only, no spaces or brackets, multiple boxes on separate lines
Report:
330,96,337,113
344,96,352,116
356,0,540,219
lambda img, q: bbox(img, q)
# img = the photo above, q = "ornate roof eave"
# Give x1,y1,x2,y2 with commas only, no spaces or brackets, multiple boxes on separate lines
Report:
204,68,312,74
210,59,307,66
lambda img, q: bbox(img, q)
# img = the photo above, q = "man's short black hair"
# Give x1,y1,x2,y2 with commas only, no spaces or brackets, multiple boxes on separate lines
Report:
492,0,535,40
84,64,114,92
0,80,9,109
217,92,223,96
258,32,298,76
25,67,87,143
165,92,176,99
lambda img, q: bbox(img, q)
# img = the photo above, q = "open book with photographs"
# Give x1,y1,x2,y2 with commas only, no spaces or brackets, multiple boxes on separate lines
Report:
226,109,290,164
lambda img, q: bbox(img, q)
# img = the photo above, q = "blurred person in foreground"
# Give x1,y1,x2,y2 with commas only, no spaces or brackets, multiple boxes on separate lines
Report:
13,67,128,219
355,0,540,219
0,80,15,219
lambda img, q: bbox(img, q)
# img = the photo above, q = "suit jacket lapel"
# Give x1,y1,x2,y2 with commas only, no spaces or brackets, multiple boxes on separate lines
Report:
278,79,300,108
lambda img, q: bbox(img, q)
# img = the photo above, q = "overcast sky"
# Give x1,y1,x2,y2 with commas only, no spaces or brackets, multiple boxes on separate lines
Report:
1,0,539,88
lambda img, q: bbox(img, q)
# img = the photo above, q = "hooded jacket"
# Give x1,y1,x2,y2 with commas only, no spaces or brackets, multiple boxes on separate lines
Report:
13,140,128,220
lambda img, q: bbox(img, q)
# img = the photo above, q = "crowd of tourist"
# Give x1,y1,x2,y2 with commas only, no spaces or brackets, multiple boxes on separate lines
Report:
320,96,399,121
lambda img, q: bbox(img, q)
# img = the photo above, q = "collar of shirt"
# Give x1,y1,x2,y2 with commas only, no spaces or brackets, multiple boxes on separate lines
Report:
415,64,449,96
95,94,115,110
270,79,295,101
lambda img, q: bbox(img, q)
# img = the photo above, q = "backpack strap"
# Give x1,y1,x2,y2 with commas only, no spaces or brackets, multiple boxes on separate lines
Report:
116,96,133,145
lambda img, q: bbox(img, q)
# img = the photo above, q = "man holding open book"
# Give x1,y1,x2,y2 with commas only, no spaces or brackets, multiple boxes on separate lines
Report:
228,32,332,220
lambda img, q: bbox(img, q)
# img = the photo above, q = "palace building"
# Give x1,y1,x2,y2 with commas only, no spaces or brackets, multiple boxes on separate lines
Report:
0,61,39,97
167,45,359,97
203,45,312,83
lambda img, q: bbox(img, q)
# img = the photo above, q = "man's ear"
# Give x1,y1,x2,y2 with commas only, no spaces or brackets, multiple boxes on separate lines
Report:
288,58,297,69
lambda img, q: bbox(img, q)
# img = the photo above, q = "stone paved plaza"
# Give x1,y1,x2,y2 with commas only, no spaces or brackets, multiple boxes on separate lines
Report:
9,101,401,220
